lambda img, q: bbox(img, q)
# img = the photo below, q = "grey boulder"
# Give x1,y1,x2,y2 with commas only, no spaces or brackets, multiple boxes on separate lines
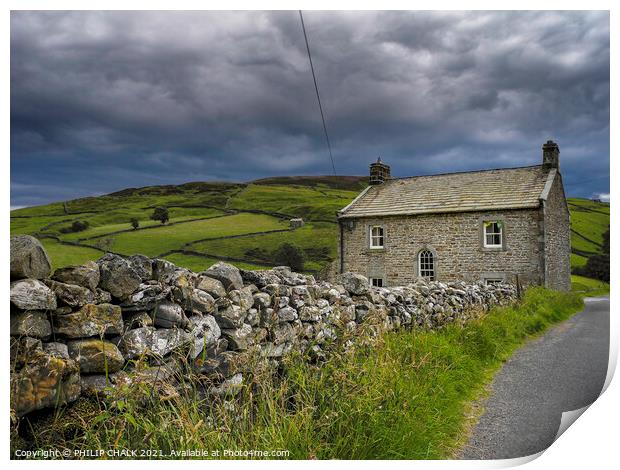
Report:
203,262,243,291
152,258,177,283
127,254,153,281
52,261,100,291
67,339,125,373
119,327,156,359
252,292,271,309
273,266,307,286
52,303,123,338
172,286,215,314
119,326,190,358
44,279,95,308
10,235,52,280
228,287,254,311
10,347,80,416
10,310,52,339
222,323,253,351
95,288,112,304
153,301,189,328
43,342,70,360
97,253,142,300
151,328,190,356
120,283,169,312
196,276,226,299
277,306,298,323
240,269,280,288
188,314,221,358
10,279,57,311
340,272,370,296
213,298,246,329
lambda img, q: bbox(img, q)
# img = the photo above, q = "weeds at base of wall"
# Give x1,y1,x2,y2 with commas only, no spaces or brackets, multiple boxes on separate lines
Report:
12,288,584,460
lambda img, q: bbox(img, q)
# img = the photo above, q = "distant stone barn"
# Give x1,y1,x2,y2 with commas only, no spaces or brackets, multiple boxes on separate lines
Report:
337,141,571,291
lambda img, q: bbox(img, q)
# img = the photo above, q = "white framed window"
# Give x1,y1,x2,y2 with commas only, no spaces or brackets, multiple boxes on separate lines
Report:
369,277,384,287
369,226,384,249
483,221,503,248
484,278,503,286
418,250,435,280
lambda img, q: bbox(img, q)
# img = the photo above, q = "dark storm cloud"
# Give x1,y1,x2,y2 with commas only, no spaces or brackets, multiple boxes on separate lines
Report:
11,10,610,207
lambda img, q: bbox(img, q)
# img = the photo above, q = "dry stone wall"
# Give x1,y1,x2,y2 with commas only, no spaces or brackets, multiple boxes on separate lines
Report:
10,235,517,417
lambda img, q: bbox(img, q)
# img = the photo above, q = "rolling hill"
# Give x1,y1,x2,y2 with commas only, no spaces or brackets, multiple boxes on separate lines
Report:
10,177,365,275
567,198,610,269
10,178,609,279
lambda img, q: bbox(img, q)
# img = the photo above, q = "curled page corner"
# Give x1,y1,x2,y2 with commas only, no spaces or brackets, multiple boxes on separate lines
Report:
476,409,590,469
553,405,591,443
489,450,545,468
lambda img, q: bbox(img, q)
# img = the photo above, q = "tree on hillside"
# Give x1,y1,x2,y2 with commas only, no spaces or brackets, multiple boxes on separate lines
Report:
150,207,169,225
602,226,610,253
73,220,89,232
130,218,140,230
578,226,609,282
60,220,89,233
274,243,305,272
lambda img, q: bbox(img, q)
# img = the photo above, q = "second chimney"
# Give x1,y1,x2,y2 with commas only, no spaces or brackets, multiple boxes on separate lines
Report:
542,140,560,170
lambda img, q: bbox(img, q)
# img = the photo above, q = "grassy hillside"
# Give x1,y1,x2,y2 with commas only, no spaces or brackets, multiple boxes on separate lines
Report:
10,181,609,277
10,177,364,274
567,198,610,269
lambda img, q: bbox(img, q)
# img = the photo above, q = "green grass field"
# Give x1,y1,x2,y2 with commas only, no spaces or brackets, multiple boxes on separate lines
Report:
571,274,609,296
93,213,287,257
567,198,609,256
9,181,609,280
571,253,588,268
189,222,337,272
228,184,358,221
38,239,103,271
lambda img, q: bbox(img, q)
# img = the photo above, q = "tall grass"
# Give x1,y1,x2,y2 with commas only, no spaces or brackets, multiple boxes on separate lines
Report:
14,288,583,460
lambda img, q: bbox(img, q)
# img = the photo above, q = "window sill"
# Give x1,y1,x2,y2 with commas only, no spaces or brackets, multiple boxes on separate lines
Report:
482,246,504,251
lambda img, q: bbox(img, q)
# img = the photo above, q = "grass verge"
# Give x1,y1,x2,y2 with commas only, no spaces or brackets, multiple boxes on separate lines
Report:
13,288,584,460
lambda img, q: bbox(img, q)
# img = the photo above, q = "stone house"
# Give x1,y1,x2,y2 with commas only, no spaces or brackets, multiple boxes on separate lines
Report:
337,141,571,291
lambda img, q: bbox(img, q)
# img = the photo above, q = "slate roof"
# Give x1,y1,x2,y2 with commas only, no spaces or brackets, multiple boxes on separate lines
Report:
338,165,555,218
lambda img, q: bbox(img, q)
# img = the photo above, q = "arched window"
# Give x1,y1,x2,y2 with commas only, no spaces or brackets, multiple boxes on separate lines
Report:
418,250,435,280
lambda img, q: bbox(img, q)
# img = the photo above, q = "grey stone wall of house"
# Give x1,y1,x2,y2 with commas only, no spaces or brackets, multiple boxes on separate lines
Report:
339,209,544,287
542,175,572,291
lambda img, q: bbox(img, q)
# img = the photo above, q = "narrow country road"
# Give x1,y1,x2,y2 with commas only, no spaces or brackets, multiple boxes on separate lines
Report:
460,296,610,460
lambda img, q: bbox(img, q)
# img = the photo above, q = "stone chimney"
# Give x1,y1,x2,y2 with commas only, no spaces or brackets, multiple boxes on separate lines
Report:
542,140,560,170
369,157,391,185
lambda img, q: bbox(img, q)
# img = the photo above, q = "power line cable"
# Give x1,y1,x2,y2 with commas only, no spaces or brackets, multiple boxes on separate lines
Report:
299,10,337,176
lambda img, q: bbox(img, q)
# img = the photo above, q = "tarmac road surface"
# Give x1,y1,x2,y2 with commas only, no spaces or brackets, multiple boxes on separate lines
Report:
460,296,609,459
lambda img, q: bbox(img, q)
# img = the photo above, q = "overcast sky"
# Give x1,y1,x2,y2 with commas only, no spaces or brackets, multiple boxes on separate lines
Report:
11,10,609,208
